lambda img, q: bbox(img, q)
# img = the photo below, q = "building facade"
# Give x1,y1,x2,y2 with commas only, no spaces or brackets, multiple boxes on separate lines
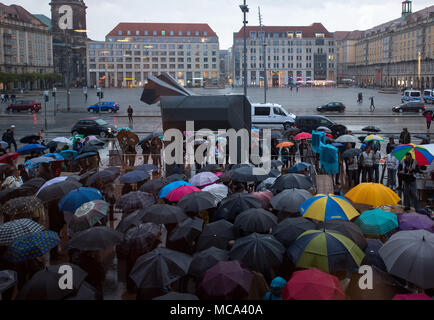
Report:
0,3,54,89
50,0,88,87
335,2,434,89
86,23,220,88
232,23,337,88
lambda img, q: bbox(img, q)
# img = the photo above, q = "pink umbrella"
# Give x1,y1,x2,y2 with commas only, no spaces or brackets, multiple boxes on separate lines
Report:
166,186,202,202
214,172,224,177
251,192,274,209
393,293,433,300
294,132,312,140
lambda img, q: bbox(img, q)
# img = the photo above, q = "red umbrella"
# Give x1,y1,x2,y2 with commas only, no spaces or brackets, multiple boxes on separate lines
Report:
326,133,334,139
282,268,346,300
251,192,274,209
0,153,19,164
294,132,312,140
393,293,433,300
166,186,201,202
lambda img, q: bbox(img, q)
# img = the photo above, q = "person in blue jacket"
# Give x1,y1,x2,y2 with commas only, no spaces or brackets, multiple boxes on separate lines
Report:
264,277,287,300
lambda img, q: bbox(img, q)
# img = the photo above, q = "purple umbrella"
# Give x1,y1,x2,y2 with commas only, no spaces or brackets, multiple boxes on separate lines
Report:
197,260,253,300
399,213,434,233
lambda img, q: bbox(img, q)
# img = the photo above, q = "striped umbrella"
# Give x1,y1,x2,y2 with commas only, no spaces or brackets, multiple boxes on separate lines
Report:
287,229,365,273
354,209,398,236
3,231,60,263
364,135,384,143
392,144,434,166
0,219,45,247
298,194,360,222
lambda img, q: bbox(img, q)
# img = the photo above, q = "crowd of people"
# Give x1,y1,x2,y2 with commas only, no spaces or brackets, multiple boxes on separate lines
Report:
0,125,433,301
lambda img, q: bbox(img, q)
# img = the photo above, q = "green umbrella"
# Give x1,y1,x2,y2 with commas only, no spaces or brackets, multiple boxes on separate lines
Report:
354,209,399,236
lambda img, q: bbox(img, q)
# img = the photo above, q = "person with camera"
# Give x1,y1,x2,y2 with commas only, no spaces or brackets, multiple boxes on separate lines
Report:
398,152,420,210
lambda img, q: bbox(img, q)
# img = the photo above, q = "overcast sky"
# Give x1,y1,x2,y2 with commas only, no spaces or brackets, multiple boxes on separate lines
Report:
3,0,433,49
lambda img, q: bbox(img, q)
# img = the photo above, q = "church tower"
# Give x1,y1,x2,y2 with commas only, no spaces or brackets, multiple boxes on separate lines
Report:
50,0,87,86
401,0,412,19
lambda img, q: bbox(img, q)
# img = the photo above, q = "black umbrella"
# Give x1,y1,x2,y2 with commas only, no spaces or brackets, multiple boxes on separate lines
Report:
199,164,221,172
188,247,229,278
234,208,278,237
362,126,381,133
64,226,123,251
119,171,149,184
46,141,58,150
86,169,120,186
139,178,168,193
214,193,262,222
129,247,192,289
86,139,105,147
362,238,387,272
271,132,283,140
342,148,363,160
270,188,313,213
139,132,163,144
116,222,166,260
21,178,46,192
168,217,204,249
115,191,155,213
271,174,313,194
271,160,284,168
227,163,252,171
229,233,285,274
230,166,272,182
134,164,159,173
16,263,87,300
80,145,102,154
255,178,277,192
65,281,98,300
272,217,316,247
317,220,368,250
140,204,188,225
0,270,17,294
153,292,199,300
358,136,367,143
75,152,97,160
36,179,82,202
166,174,187,183
196,220,236,251
116,210,147,233
105,166,121,174
20,135,40,144
177,191,216,212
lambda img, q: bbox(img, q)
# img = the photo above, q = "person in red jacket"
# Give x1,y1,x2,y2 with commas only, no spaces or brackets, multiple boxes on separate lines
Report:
424,111,433,130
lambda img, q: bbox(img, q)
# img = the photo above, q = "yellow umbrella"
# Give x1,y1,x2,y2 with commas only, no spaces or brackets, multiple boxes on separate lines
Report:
345,183,401,208
298,194,360,222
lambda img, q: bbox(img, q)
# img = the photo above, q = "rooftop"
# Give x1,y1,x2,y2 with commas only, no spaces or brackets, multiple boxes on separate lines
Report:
234,23,333,39
0,3,46,27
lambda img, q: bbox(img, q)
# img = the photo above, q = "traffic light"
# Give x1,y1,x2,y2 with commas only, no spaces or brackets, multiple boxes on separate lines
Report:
52,91,56,97
100,92,104,99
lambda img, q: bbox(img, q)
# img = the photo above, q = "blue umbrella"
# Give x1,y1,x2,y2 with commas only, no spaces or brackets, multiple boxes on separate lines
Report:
158,181,193,199
75,152,97,160
58,187,103,213
45,153,64,160
17,144,46,155
25,157,54,167
289,162,312,173
60,150,78,160
120,170,150,183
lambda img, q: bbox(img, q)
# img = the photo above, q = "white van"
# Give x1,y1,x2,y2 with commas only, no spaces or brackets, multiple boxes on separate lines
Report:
423,89,434,104
252,103,296,130
402,90,421,103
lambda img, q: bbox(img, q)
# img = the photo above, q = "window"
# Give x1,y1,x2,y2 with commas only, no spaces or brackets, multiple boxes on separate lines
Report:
153,31,157,36
195,31,200,36
178,31,183,36
255,107,270,116
118,30,122,36
127,30,131,35
170,31,174,36
204,31,208,36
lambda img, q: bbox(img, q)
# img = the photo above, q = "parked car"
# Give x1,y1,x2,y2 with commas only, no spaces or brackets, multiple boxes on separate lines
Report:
88,101,119,113
392,102,426,113
402,90,421,103
423,89,434,104
294,115,347,137
317,102,346,113
251,103,296,130
6,100,41,113
71,118,116,138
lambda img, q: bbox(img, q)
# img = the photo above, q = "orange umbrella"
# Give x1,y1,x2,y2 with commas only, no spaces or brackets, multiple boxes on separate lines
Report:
276,142,294,148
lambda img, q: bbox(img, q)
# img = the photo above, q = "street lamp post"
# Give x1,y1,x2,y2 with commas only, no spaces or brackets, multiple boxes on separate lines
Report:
43,90,49,130
240,1,249,97
259,7,267,103
53,87,57,117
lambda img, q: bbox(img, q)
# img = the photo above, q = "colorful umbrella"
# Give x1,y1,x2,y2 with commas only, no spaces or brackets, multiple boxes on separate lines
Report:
392,144,434,166
16,144,46,155
364,135,384,143
166,186,202,202
1,196,44,221
0,219,45,247
3,231,60,263
44,153,64,160
158,181,193,199
298,194,360,222
345,183,401,207
276,142,294,148
282,268,346,300
398,212,434,232
67,200,109,234
58,187,103,213
354,209,399,236
0,152,19,163
287,229,365,273
294,132,312,140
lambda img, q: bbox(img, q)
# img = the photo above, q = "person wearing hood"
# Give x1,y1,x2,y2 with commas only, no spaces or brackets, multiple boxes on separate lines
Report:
264,277,287,300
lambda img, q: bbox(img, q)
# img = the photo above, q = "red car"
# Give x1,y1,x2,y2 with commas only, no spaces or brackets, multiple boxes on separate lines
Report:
7,100,42,113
